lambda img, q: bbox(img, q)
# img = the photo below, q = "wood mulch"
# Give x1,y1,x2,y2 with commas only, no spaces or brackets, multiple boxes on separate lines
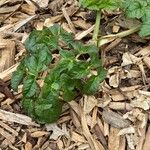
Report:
0,0,150,150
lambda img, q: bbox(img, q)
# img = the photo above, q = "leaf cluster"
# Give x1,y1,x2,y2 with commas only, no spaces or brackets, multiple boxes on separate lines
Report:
11,25,107,123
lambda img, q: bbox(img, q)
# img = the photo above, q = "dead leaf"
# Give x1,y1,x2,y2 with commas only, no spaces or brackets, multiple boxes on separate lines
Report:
45,123,69,140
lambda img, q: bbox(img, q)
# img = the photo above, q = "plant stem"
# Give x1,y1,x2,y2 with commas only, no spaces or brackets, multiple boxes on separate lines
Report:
92,10,101,46
98,25,141,47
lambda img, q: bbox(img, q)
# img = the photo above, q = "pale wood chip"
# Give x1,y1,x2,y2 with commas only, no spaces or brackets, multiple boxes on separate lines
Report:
78,143,90,150
81,99,105,150
84,95,98,114
0,121,18,136
102,109,131,129
33,0,49,8
112,25,120,33
121,52,141,66
109,72,120,88
75,25,94,40
136,115,148,150
0,127,15,143
0,109,39,126
21,133,27,143
109,102,132,111
41,141,50,150
73,19,92,30
0,63,18,81
108,127,120,150
0,0,10,7
118,126,135,136
0,4,20,14
71,131,87,143
9,144,19,150
104,38,121,52
135,45,150,57
62,6,76,34
13,15,36,31
143,56,150,69
143,125,150,150
119,136,126,150
0,39,15,72
25,142,32,150
30,131,49,138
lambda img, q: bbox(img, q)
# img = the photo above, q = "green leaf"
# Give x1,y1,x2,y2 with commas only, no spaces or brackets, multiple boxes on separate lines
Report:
22,98,36,118
60,73,79,101
83,68,107,95
123,0,150,37
25,30,43,53
11,70,24,91
68,61,90,79
60,50,75,59
79,0,122,10
139,9,150,37
60,28,74,45
34,96,63,123
123,0,147,19
63,89,77,102
24,55,37,75
23,75,40,98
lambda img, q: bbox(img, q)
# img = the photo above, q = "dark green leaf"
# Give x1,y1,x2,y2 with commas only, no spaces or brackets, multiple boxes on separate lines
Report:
63,89,77,102
24,56,37,75
25,30,43,53
22,98,36,118
60,50,75,59
83,68,107,95
23,75,40,98
11,70,24,91
34,96,63,123
68,61,90,79
60,28,74,45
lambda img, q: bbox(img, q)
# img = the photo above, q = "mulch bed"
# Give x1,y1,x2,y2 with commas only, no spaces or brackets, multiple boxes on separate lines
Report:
0,0,149,150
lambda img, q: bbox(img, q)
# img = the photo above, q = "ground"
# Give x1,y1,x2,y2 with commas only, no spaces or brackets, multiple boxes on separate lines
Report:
0,0,150,150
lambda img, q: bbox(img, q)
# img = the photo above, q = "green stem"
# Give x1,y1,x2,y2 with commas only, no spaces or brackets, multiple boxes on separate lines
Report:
92,10,101,46
98,25,141,47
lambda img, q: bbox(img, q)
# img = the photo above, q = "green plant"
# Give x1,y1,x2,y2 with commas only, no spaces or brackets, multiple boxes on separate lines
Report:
11,25,107,123
123,0,150,37
80,0,150,38
79,0,122,44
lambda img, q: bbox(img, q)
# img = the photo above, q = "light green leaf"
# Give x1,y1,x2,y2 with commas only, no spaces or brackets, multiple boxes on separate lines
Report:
79,0,122,10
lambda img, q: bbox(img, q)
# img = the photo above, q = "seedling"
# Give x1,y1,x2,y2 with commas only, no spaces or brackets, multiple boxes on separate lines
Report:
11,25,107,123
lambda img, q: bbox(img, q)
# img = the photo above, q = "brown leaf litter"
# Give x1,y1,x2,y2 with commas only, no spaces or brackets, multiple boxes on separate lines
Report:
0,0,150,150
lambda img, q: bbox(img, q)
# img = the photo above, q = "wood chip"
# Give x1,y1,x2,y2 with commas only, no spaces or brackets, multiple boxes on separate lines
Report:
30,131,49,138
0,127,15,143
108,127,120,150
0,121,18,136
0,109,39,126
102,109,131,129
